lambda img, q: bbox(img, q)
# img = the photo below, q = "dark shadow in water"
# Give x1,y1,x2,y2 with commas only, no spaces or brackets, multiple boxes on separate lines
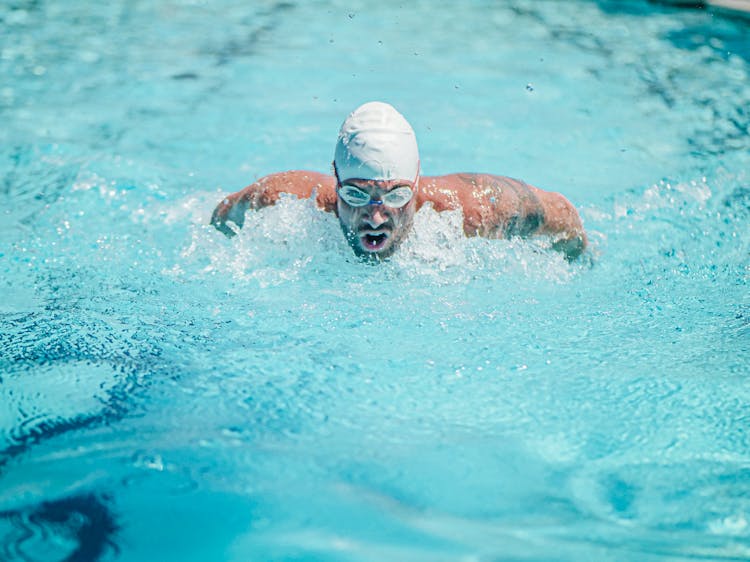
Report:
0,493,119,562
595,0,702,15
211,1,296,65
592,0,750,61
584,0,750,160
667,22,750,62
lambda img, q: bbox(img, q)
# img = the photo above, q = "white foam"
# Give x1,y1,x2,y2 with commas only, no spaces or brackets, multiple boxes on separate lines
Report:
395,204,578,285
167,193,581,288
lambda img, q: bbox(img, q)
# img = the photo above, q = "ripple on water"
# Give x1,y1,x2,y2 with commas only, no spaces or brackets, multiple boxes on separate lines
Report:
0,361,122,455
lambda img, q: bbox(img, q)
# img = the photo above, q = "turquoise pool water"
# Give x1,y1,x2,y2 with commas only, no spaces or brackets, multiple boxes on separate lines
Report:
1,1,749,560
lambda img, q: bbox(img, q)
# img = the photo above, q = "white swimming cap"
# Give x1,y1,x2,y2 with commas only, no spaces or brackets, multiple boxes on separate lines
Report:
334,101,419,182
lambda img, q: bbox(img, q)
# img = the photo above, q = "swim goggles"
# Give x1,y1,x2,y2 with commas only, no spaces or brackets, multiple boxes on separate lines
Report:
337,184,414,208
334,162,418,209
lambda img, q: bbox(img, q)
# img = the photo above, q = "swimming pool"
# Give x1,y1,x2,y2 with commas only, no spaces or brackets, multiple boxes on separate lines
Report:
1,0,748,559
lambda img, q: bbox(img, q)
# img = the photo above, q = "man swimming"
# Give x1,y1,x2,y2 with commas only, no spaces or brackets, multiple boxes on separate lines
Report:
211,102,587,260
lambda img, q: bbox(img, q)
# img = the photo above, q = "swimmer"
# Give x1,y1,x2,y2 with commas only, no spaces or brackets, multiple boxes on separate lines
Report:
211,102,588,260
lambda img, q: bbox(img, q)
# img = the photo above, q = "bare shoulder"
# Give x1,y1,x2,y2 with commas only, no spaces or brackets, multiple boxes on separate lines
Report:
420,173,531,203
419,173,586,259
419,173,540,235
252,170,336,210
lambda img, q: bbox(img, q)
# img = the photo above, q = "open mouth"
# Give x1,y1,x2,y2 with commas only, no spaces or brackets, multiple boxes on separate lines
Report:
360,232,389,252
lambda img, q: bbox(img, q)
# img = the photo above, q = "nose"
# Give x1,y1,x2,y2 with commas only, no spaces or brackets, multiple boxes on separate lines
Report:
363,205,389,228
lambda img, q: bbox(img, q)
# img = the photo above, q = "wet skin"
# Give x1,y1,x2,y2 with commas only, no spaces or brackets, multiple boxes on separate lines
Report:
210,170,588,260
335,177,418,259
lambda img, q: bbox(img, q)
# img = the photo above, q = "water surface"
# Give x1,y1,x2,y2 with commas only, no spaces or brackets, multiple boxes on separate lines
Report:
1,1,749,560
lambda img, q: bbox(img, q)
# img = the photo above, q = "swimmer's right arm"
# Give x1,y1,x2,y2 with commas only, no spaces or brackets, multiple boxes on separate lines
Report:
210,171,336,237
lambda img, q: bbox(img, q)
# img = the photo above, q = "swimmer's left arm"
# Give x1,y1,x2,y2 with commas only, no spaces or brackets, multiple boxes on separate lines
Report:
533,189,587,260
465,175,587,260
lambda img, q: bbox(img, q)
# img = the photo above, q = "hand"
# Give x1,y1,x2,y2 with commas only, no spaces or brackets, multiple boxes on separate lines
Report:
210,193,247,237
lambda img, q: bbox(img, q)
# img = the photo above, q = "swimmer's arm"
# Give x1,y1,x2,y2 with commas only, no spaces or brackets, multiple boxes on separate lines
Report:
210,188,253,237
466,175,587,260
210,171,336,237
533,189,588,260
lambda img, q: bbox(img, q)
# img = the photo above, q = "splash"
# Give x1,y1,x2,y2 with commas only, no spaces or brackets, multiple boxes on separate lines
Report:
584,173,748,273
172,194,581,288
395,203,578,285
175,193,351,288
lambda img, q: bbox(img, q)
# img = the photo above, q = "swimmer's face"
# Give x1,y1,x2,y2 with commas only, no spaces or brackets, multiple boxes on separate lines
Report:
336,177,418,260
